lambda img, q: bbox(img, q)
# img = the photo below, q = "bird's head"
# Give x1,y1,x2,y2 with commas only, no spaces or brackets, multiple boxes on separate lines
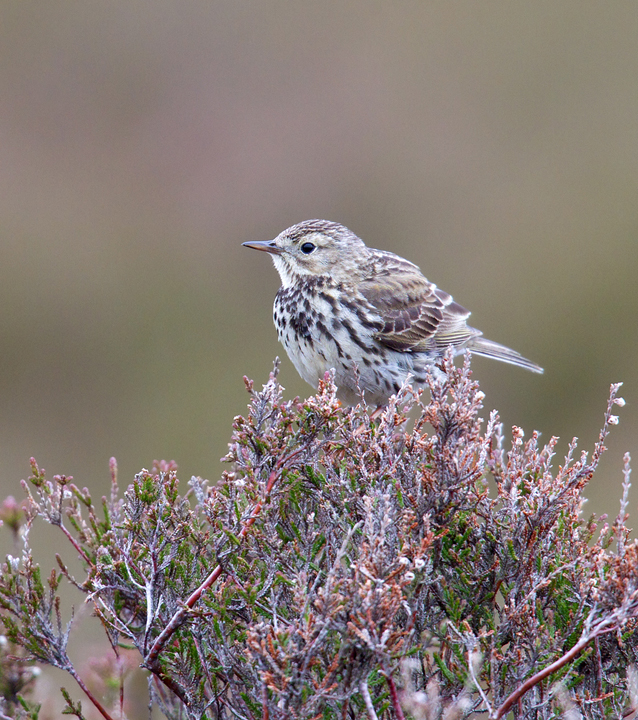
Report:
243,220,369,287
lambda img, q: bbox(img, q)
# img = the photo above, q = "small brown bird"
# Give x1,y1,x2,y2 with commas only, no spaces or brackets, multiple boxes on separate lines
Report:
243,220,542,405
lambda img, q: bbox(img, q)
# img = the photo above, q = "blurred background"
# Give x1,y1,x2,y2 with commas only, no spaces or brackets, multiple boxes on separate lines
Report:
0,0,637,712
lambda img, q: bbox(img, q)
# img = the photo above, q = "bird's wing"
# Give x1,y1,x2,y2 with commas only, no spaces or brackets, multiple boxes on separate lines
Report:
358,251,480,353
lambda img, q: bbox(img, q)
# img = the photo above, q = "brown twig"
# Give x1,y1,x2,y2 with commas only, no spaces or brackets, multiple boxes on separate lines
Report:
57,516,93,567
383,668,406,720
492,619,617,719
262,681,269,720
67,665,117,720
144,446,308,671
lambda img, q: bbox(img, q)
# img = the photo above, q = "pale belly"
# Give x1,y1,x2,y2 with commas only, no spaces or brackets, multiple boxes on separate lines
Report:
273,286,439,405
277,318,436,405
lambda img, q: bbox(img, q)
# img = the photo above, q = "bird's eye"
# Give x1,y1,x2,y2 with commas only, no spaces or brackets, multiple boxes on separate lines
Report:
300,242,316,255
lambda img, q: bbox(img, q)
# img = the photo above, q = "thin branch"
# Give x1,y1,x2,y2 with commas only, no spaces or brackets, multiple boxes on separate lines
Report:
262,682,269,720
468,649,493,716
144,445,309,670
492,617,617,719
360,677,379,720
67,665,116,720
383,668,406,720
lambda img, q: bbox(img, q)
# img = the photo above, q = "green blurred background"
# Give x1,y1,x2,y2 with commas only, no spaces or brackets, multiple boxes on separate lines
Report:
1,1,636,513
1,0,637,676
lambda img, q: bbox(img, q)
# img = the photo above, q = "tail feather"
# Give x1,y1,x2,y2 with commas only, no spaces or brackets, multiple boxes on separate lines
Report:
465,337,544,374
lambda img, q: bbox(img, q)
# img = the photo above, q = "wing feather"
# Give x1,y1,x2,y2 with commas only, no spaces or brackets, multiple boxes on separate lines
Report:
358,251,480,353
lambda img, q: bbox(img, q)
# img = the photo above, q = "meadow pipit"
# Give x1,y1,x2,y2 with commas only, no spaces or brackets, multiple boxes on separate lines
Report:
243,220,543,405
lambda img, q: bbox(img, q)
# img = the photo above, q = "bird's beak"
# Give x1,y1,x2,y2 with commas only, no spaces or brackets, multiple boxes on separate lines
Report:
242,239,284,255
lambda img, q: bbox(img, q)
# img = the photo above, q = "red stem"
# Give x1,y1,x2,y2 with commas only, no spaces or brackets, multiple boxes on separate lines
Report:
262,681,270,720
492,623,615,718
384,670,406,720
68,667,116,720
58,518,92,567
145,447,306,669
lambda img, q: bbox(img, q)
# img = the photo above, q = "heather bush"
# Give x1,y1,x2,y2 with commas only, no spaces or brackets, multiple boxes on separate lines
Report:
0,354,635,719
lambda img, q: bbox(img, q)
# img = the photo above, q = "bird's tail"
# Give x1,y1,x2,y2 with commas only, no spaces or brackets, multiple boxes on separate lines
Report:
465,336,544,374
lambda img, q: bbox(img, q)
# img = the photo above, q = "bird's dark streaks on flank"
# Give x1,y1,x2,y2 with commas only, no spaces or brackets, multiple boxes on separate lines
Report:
243,219,542,405
318,291,338,311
